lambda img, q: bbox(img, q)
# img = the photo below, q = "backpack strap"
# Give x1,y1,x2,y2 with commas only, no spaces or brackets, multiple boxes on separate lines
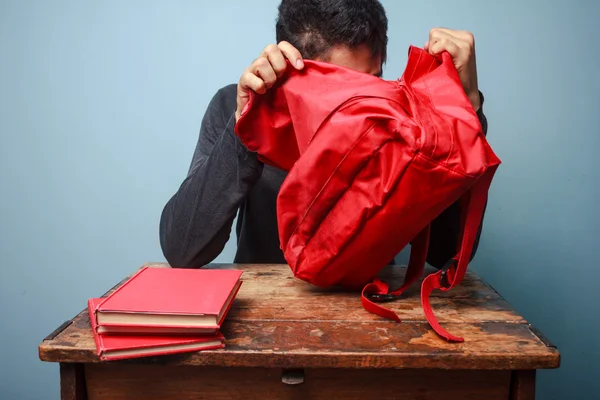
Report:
420,166,498,342
361,165,498,342
361,224,430,322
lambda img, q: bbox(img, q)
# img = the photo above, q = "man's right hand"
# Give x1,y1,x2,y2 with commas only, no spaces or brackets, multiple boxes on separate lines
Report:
235,41,304,122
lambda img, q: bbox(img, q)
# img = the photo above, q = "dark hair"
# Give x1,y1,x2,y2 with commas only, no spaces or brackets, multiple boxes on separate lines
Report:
275,0,388,63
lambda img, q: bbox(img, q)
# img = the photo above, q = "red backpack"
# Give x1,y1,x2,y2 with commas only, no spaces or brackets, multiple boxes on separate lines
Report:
235,46,501,342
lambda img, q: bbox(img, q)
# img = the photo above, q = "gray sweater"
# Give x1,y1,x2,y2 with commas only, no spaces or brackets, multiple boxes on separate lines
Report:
159,83,488,269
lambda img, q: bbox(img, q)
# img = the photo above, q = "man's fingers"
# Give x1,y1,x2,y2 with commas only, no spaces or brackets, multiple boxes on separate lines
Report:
278,41,304,69
240,71,267,95
429,38,461,59
429,27,460,42
261,44,287,78
252,57,277,89
431,27,474,45
236,40,303,120
428,28,474,56
427,28,470,59
426,27,479,109
236,72,265,121
236,41,304,120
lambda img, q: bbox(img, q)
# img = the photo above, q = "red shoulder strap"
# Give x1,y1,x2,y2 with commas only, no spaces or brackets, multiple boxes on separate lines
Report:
361,224,430,322
420,165,498,341
361,165,498,342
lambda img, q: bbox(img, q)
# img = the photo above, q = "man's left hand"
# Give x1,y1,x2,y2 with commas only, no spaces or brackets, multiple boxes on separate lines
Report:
425,28,481,111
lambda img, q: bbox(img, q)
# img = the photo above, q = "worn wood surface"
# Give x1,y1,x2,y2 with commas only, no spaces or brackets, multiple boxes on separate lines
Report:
60,363,87,400
84,364,511,400
510,370,536,400
39,263,560,370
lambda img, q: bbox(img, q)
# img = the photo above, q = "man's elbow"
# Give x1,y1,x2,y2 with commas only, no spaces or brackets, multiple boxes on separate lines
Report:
159,234,201,269
160,245,201,269
159,210,202,269
158,199,232,268
159,222,223,269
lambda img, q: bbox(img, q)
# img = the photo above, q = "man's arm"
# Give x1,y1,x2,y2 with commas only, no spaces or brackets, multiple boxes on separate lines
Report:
160,42,303,268
426,98,488,268
159,85,263,268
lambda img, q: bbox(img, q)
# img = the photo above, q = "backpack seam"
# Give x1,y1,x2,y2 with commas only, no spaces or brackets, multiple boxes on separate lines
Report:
285,121,380,253
417,152,477,178
298,145,418,282
283,95,411,249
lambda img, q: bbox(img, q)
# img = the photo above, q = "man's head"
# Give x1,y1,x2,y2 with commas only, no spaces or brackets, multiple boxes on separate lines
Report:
275,0,388,77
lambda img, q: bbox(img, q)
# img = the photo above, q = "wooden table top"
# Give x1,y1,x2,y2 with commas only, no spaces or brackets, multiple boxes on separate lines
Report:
39,263,560,370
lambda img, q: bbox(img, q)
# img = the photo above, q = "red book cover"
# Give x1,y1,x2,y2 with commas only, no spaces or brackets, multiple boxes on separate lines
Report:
92,267,242,331
88,298,225,361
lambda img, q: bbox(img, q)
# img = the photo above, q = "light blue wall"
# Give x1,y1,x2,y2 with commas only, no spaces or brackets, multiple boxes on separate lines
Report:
0,1,597,399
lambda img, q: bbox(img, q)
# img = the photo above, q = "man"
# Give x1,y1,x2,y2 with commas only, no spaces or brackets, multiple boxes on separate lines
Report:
159,0,487,269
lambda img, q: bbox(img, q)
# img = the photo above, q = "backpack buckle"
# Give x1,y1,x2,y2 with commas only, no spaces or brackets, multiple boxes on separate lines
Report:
439,259,457,288
365,293,400,303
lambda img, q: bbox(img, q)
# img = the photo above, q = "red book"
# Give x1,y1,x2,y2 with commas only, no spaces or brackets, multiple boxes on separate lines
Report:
88,298,225,361
91,266,242,334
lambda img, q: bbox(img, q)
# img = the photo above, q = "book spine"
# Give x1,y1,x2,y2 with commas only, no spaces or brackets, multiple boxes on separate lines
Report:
87,298,104,358
102,343,226,361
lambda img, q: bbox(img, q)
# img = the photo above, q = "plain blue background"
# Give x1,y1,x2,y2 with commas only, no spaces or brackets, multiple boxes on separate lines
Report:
1,1,598,399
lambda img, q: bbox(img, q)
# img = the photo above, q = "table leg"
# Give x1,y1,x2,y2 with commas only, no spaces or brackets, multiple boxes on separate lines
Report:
510,370,536,400
60,363,87,400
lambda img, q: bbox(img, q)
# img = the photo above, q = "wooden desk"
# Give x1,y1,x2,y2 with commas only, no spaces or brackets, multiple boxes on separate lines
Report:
39,263,559,400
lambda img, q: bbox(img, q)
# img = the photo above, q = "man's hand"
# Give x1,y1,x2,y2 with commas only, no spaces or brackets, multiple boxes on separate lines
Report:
235,41,304,122
425,28,481,111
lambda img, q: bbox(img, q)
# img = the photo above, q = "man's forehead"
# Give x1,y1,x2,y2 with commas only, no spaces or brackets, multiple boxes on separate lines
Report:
320,44,383,77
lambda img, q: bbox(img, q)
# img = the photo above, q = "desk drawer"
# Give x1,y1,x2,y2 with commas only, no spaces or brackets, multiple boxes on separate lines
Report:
84,364,511,399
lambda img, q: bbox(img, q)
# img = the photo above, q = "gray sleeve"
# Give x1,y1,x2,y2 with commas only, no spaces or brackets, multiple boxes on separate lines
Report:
159,85,263,267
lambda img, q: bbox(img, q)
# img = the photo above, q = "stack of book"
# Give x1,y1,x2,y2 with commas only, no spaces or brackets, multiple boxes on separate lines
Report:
87,266,243,361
